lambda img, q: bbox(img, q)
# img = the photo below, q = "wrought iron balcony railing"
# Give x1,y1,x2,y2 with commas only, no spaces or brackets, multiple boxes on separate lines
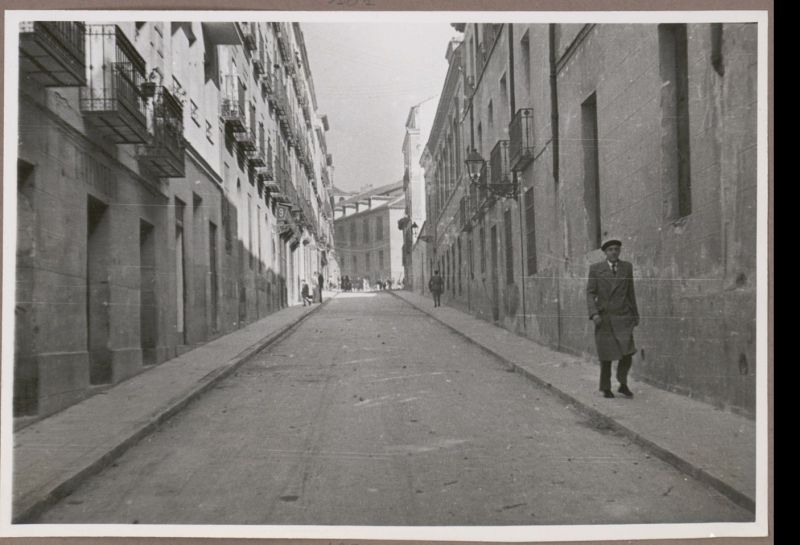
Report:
19,21,86,87
261,71,274,96
239,22,257,52
136,86,185,178
80,24,148,143
234,127,256,152
220,74,247,133
252,55,265,78
247,126,266,167
247,148,265,167
273,75,288,116
276,27,289,61
509,108,535,172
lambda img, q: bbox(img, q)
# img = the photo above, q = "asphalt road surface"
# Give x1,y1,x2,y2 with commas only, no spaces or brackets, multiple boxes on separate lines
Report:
39,292,751,525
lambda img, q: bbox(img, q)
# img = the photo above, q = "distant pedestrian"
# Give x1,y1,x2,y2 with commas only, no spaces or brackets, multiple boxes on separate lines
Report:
587,238,640,399
317,271,324,303
301,279,313,306
386,278,393,290
428,270,444,307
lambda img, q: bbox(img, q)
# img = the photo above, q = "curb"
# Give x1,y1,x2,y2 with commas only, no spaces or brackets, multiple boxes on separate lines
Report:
389,290,755,514
14,298,333,524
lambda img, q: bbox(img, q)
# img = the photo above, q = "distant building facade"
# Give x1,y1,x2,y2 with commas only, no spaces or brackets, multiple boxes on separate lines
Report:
418,23,758,415
334,182,405,288
15,21,336,418
398,97,437,292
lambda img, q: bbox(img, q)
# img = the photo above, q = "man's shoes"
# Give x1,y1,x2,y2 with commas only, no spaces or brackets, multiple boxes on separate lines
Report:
618,385,634,398
602,389,615,398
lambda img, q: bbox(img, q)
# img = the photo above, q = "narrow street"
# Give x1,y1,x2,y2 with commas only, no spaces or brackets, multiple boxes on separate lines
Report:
37,293,750,526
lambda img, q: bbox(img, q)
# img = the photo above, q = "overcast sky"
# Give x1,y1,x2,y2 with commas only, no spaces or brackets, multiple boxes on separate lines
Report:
302,23,460,194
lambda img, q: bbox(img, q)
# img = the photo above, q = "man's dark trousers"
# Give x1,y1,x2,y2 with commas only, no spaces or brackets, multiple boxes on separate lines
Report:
433,293,441,307
599,354,633,391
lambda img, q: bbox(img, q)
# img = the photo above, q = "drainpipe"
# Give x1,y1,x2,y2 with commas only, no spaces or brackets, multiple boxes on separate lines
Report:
468,58,476,315
507,24,527,332
548,24,562,350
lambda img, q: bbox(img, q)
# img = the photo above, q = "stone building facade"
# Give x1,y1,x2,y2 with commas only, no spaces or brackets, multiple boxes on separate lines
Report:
333,182,406,289
15,20,336,418
418,23,758,416
398,98,437,292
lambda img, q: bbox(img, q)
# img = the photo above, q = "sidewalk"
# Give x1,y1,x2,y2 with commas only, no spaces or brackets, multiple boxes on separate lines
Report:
11,295,333,523
390,289,756,514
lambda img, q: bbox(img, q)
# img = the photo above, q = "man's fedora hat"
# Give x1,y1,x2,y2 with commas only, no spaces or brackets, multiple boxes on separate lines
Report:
601,238,622,251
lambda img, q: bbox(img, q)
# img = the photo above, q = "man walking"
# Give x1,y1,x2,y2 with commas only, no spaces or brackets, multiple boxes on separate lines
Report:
586,239,640,399
317,271,324,303
428,270,444,308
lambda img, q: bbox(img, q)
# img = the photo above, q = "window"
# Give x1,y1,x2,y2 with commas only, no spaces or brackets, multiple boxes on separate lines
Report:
480,225,486,274
488,100,494,130
379,249,384,268
457,238,462,295
445,248,450,292
365,252,371,272
171,76,184,103
659,24,692,219
190,100,200,126
500,74,508,119
349,222,356,246
363,218,370,243
257,205,262,272
525,187,537,275
582,92,602,249
376,216,383,240
248,193,253,269
206,120,214,143
352,254,358,273
521,31,531,93
711,24,724,76
504,209,514,285
468,234,474,280
451,244,456,294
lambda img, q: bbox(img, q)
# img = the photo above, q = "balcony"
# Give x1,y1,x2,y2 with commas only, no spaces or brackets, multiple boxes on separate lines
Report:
260,173,280,191
220,74,246,133
248,128,266,166
252,55,265,78
234,126,257,152
509,108,535,172
273,76,288,116
490,140,511,186
247,149,265,167
239,22,257,52
276,27,289,62
80,25,148,143
261,71,273,96
19,21,86,87
136,86,185,178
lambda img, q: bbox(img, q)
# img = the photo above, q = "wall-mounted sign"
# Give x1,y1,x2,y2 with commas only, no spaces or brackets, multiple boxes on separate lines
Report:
276,204,291,223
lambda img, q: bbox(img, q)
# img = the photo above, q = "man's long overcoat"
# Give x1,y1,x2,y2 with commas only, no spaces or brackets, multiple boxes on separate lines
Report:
586,260,640,361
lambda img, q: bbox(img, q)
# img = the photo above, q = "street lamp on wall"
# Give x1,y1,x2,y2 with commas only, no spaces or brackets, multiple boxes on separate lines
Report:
465,147,486,183
465,146,518,200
